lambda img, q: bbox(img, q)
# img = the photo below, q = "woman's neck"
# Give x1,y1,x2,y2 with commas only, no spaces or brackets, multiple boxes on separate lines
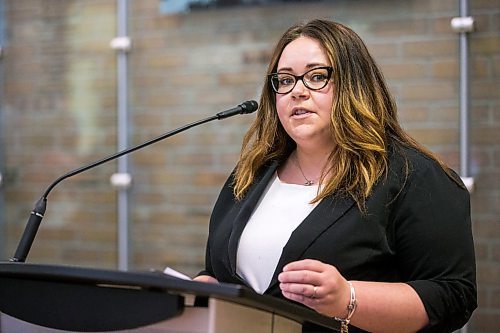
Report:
278,145,334,186
294,149,330,181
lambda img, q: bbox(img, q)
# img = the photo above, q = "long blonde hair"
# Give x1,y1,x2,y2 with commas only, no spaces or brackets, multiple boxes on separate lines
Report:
234,19,456,211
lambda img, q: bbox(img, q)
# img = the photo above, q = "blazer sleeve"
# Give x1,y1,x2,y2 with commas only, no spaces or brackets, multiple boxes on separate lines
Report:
197,242,215,277
390,155,477,332
196,171,236,278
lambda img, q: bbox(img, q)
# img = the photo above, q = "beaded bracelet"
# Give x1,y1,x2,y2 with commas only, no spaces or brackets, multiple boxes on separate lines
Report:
334,281,357,333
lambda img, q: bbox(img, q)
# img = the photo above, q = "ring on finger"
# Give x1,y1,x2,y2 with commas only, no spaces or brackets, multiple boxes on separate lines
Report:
312,285,318,299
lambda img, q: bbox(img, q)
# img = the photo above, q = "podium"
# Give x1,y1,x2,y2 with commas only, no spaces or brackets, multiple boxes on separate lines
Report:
0,262,340,332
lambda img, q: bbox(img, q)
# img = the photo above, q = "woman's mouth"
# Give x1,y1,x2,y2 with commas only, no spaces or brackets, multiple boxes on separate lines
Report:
292,108,313,117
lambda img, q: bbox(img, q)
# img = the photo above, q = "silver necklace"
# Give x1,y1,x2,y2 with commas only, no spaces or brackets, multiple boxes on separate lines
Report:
292,153,315,186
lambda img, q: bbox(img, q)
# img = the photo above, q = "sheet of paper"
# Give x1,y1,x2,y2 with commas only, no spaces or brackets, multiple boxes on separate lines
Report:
163,267,195,306
163,266,191,280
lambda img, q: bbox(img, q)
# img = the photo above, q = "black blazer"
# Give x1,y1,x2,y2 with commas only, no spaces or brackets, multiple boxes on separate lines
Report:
201,144,477,333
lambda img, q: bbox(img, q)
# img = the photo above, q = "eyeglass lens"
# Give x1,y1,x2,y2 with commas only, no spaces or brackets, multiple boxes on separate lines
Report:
270,67,332,94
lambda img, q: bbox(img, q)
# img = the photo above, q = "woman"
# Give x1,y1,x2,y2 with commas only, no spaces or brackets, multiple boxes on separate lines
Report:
194,19,476,333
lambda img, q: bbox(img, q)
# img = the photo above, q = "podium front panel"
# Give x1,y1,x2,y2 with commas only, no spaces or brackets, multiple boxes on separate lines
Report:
0,275,183,332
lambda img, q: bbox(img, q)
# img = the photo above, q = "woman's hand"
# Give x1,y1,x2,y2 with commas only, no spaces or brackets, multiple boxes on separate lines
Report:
193,274,219,284
278,259,351,318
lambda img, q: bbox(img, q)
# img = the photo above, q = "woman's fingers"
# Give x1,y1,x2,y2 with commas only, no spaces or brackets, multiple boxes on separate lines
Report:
282,258,324,272
193,275,219,283
279,260,350,317
280,282,320,298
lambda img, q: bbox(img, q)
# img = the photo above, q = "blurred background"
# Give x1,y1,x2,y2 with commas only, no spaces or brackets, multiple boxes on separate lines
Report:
0,0,498,332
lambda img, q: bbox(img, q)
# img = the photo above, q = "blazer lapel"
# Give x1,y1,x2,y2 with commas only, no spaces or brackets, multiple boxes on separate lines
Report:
227,161,280,274
266,194,356,293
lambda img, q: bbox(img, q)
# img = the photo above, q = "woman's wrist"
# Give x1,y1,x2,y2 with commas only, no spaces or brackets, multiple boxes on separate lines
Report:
334,281,357,329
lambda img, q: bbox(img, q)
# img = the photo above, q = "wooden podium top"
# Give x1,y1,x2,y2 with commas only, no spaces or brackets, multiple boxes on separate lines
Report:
0,262,339,332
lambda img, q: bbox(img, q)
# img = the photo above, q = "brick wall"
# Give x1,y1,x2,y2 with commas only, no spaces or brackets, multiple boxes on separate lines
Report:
1,0,499,331
468,1,500,331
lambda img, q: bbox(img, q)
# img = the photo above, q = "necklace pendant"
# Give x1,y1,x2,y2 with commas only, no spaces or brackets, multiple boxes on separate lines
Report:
304,180,314,186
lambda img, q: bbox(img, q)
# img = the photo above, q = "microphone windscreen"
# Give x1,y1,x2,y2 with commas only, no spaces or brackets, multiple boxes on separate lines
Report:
241,100,258,114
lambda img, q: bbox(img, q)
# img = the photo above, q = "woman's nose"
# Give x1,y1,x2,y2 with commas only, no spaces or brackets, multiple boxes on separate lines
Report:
290,78,309,98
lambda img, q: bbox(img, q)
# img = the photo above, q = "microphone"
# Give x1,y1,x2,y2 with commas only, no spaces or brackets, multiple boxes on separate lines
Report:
10,100,258,263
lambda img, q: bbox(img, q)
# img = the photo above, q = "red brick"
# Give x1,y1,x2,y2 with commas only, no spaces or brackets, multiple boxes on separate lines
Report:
471,310,500,332
473,218,500,239
400,82,456,100
431,59,458,79
403,40,456,58
472,36,500,54
472,126,500,144
475,241,490,260
472,0,500,11
471,81,500,99
407,128,459,145
370,19,428,37
398,106,429,122
381,62,428,80
477,262,500,284
492,288,500,308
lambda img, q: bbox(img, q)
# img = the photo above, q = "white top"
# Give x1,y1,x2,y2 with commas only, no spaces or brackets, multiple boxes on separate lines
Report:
236,172,319,293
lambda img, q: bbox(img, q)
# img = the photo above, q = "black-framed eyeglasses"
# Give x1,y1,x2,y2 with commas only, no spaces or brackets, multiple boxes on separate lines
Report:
268,66,333,94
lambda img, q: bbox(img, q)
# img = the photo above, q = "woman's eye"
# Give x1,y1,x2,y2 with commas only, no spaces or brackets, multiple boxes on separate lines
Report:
310,73,327,82
279,77,295,86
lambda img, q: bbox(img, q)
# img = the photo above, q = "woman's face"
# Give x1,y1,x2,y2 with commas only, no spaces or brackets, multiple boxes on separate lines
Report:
275,36,335,151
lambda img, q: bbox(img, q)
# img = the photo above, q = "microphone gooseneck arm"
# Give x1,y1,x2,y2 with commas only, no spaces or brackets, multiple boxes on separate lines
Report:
10,100,258,263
